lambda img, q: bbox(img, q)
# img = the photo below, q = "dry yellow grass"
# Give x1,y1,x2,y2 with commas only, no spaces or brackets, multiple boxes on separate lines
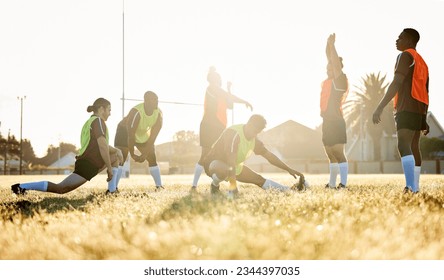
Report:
1,174,444,260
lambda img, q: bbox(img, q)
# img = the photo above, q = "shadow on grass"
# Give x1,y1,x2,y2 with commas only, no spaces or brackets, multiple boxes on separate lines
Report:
0,195,96,221
159,192,226,221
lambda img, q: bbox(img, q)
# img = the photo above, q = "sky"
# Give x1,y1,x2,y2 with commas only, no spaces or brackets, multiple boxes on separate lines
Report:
1,0,444,157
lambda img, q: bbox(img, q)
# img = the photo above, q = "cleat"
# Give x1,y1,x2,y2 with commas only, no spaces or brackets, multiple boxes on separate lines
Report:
403,186,415,194
325,183,338,190
11,184,27,195
190,186,198,194
105,188,119,195
155,186,164,192
338,183,346,189
210,183,222,196
292,181,306,192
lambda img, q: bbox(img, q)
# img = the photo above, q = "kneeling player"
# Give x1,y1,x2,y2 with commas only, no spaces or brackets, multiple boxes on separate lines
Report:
203,114,306,197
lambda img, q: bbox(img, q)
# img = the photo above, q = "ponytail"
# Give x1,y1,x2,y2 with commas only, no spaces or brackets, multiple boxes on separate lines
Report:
87,98,110,113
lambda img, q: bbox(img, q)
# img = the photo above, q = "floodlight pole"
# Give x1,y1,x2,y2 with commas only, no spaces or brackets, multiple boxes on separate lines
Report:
18,96,26,175
122,0,125,119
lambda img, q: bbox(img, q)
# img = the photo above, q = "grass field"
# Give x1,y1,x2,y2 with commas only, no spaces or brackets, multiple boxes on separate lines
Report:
1,173,444,260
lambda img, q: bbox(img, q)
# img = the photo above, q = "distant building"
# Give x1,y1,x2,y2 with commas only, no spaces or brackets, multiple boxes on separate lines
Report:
48,151,76,169
346,111,444,162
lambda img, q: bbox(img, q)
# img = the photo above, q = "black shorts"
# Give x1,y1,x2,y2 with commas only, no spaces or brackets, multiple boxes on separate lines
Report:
73,159,100,181
199,119,225,148
114,123,128,147
322,118,347,146
395,111,427,131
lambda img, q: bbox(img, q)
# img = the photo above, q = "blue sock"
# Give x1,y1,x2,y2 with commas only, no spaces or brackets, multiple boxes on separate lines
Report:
149,166,162,187
329,163,339,187
20,181,48,192
401,155,415,191
339,162,348,186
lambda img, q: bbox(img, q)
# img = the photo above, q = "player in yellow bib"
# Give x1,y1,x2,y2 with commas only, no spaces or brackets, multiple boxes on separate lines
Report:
12,98,123,195
113,91,163,191
202,114,305,198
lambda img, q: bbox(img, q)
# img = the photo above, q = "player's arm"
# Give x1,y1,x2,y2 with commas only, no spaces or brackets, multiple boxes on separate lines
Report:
224,85,253,111
97,136,113,182
372,74,404,124
147,112,163,146
91,118,113,181
139,112,163,161
127,108,141,160
108,145,124,165
327,33,344,79
262,141,304,178
373,53,411,124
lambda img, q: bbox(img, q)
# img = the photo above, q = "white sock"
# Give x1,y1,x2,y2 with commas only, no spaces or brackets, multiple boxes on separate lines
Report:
115,166,123,187
329,163,339,188
262,179,290,192
414,166,421,192
107,167,119,192
339,162,348,186
401,155,415,191
149,166,162,187
211,174,223,186
192,163,204,187
20,181,48,192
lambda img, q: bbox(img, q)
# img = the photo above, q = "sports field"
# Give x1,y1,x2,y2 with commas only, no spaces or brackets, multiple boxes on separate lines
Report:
1,174,444,260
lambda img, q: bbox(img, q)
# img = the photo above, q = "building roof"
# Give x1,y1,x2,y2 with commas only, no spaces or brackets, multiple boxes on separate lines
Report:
258,120,326,160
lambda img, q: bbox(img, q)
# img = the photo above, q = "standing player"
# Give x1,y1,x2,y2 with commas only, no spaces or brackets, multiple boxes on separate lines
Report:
112,91,164,192
203,114,305,198
373,28,429,193
191,66,253,191
320,33,349,189
11,98,123,195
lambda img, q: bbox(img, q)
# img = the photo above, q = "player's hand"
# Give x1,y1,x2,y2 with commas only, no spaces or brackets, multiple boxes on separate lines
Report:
327,33,335,45
423,122,430,136
106,168,113,182
245,101,253,111
288,168,303,179
372,108,383,124
227,81,232,92
135,154,145,163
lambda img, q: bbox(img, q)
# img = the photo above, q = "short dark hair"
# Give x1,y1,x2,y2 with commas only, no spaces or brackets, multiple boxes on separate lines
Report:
403,28,420,44
248,114,267,131
87,98,110,113
144,91,157,101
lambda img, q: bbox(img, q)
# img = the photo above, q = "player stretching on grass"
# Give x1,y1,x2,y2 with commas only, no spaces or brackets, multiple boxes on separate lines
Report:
202,114,306,198
11,98,123,195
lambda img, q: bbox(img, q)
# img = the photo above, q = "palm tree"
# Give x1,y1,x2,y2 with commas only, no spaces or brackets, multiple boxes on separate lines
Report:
343,72,396,160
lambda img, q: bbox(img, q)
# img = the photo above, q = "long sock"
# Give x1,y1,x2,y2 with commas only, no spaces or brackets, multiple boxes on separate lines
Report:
149,166,162,187
107,167,119,192
329,163,339,188
339,162,348,186
414,166,421,193
115,166,123,187
262,179,289,191
211,174,223,187
401,155,415,191
20,181,48,192
192,163,204,187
